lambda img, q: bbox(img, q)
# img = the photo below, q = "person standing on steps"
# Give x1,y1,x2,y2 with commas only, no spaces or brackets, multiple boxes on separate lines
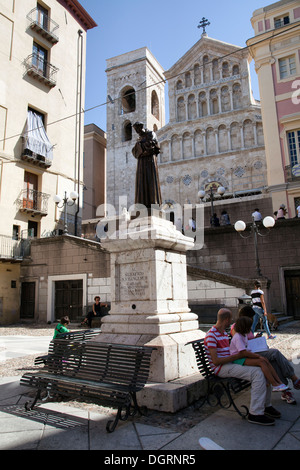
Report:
251,280,276,339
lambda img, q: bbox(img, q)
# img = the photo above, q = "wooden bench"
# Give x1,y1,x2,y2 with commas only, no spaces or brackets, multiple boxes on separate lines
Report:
21,340,155,432
34,329,101,366
186,338,250,418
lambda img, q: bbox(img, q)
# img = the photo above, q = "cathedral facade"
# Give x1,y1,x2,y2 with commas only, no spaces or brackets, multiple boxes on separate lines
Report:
105,34,267,219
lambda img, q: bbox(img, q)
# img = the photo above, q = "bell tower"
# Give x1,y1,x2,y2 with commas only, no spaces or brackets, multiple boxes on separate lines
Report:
105,47,165,212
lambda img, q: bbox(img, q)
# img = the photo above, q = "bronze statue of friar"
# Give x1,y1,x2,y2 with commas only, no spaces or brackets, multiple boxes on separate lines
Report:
132,122,162,209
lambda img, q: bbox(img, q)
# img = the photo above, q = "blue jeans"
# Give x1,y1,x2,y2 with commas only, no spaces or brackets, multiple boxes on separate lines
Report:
251,306,271,337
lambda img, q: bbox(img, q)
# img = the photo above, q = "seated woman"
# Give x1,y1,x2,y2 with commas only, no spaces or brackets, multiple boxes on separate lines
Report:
81,296,108,328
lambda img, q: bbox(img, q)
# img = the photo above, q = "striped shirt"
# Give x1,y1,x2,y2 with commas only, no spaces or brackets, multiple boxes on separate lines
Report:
204,326,230,375
251,289,264,309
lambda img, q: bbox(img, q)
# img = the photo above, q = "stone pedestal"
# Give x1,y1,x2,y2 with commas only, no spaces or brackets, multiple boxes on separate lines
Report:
97,215,205,411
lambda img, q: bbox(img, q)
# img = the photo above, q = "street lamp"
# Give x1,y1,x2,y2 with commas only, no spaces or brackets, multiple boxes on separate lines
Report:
198,186,226,224
54,191,78,234
234,216,275,277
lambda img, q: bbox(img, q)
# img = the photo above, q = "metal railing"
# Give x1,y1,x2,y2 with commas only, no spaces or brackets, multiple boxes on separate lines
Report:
0,235,31,260
16,189,50,216
24,52,58,87
26,8,59,43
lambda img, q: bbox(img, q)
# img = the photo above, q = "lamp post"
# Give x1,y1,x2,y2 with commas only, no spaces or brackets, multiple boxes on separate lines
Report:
198,186,226,224
234,216,275,277
53,191,78,234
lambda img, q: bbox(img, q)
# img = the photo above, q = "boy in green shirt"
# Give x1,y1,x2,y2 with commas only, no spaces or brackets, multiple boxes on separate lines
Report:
53,316,70,339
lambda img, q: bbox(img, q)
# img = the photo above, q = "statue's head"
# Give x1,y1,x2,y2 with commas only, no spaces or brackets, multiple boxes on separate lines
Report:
133,122,144,132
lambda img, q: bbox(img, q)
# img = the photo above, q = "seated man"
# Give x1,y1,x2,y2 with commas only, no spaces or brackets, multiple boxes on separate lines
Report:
204,308,281,425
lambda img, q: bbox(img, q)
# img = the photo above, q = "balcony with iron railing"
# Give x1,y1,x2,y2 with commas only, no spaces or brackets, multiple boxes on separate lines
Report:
21,142,53,169
24,52,58,88
16,189,50,217
0,235,31,262
26,8,59,44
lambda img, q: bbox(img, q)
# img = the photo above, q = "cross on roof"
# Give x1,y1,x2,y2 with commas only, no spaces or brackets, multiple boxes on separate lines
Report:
198,17,210,35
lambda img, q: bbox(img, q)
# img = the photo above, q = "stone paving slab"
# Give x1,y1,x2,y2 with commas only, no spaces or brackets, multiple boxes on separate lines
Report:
0,337,300,451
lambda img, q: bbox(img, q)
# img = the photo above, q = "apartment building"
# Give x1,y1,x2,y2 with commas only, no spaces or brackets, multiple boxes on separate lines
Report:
247,0,300,217
0,0,96,323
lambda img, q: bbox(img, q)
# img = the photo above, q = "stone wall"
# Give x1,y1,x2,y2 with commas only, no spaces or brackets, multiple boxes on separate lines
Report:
199,193,273,228
187,217,300,314
20,235,110,323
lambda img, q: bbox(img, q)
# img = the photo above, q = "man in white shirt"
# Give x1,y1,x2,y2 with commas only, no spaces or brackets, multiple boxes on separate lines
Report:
252,208,262,222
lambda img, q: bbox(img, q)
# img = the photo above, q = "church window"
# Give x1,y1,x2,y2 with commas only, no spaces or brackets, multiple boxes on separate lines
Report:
194,64,201,85
212,59,219,81
221,86,230,112
195,129,204,156
188,94,197,120
177,97,186,121
195,129,204,157
210,89,219,115
198,92,207,117
123,121,132,142
222,61,229,78
160,141,169,163
243,119,255,148
120,87,136,114
230,122,241,149
232,83,242,109
183,133,192,159
256,122,264,146
176,80,183,90
203,55,210,83
232,64,239,76
185,72,192,88
206,127,216,154
218,124,228,152
171,134,181,161
151,90,159,120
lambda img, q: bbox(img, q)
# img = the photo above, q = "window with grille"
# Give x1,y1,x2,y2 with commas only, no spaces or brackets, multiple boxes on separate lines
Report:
274,15,290,29
279,56,296,79
287,130,300,167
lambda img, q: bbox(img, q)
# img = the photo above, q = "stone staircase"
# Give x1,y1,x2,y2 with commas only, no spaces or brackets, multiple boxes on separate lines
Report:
269,311,296,331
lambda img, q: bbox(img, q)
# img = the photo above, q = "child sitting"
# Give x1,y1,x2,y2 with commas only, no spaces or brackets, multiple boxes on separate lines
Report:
230,316,288,392
53,316,70,339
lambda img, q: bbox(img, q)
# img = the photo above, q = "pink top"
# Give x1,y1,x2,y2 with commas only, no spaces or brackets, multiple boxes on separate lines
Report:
230,332,249,355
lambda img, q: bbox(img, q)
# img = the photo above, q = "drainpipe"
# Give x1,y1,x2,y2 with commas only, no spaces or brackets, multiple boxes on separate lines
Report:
75,29,83,236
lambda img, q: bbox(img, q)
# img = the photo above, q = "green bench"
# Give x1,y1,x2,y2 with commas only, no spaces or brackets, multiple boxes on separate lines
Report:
21,339,155,432
187,338,250,418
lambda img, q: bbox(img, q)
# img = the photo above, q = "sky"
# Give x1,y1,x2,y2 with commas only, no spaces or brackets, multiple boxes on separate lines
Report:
79,0,267,132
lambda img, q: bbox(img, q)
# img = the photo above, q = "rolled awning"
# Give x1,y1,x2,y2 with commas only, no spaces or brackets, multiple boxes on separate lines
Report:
24,110,53,162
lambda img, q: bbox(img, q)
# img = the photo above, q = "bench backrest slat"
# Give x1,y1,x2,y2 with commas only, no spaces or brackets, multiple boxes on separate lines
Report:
56,329,100,341
187,338,214,379
46,340,154,390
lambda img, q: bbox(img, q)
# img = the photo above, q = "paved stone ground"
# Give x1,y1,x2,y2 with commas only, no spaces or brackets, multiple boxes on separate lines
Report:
0,321,299,433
